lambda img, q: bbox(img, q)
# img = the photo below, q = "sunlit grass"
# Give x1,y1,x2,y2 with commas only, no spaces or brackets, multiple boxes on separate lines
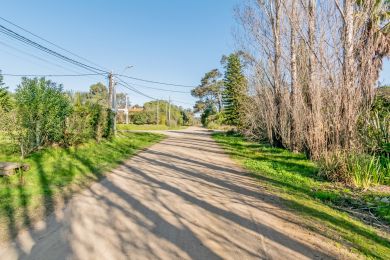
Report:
213,132,390,259
0,132,164,240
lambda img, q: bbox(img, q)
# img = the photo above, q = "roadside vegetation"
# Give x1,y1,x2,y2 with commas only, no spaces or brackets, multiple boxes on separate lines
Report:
192,3,390,196
119,100,194,127
118,124,187,131
0,74,164,240
213,132,390,258
191,0,390,248
191,52,246,130
0,131,163,240
232,1,389,188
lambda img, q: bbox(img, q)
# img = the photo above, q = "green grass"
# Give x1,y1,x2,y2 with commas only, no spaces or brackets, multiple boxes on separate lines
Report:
213,132,390,259
118,124,187,131
0,132,164,240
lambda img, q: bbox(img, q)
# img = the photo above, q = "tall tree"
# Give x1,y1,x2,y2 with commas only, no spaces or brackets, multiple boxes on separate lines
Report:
223,53,248,127
273,0,283,146
342,0,355,148
191,69,224,112
116,92,127,108
289,0,299,152
89,82,108,105
355,0,390,104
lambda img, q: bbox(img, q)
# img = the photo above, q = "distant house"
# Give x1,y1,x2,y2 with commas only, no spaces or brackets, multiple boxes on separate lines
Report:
129,105,144,113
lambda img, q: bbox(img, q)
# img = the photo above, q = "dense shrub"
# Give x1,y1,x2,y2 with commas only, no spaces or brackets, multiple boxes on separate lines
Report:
131,111,154,125
89,103,111,141
347,154,384,190
64,94,94,145
319,150,389,189
318,151,351,184
318,87,390,188
358,86,390,155
201,105,217,126
14,78,72,156
0,78,114,156
200,104,227,129
65,88,114,145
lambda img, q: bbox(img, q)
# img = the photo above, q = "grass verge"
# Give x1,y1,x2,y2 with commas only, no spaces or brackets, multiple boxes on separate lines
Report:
118,124,187,131
0,132,164,241
213,132,390,259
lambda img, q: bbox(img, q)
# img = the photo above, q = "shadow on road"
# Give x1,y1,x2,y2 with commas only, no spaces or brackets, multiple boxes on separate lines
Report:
2,128,387,259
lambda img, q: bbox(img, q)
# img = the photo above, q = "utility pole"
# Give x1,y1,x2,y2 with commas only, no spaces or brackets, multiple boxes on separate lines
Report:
125,95,129,124
108,72,113,107
108,72,116,136
156,100,159,125
165,102,168,126
168,96,171,127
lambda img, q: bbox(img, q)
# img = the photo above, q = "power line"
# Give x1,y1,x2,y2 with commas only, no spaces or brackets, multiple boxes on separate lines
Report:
2,73,103,77
117,80,158,101
116,76,189,93
116,74,196,88
117,78,194,107
117,83,193,107
0,24,108,75
0,17,196,96
0,15,109,72
0,40,99,77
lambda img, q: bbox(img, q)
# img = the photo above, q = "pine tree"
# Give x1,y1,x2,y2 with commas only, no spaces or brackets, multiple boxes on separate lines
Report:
223,53,247,127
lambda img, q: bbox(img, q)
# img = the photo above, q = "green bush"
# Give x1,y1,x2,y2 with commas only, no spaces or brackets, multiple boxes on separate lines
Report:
131,111,154,125
15,78,72,156
64,100,94,145
319,151,389,189
65,85,113,145
358,86,390,155
89,103,112,141
318,151,351,184
347,154,383,190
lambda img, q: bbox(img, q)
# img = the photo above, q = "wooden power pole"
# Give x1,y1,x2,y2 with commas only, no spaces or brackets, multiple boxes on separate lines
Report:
156,100,159,125
108,72,116,135
168,97,171,126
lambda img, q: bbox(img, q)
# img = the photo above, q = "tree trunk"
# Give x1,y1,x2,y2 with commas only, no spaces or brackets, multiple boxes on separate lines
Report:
290,0,298,152
342,0,354,148
306,0,318,157
272,0,283,147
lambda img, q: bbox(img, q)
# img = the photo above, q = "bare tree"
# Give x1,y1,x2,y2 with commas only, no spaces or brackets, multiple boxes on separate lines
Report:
236,0,389,159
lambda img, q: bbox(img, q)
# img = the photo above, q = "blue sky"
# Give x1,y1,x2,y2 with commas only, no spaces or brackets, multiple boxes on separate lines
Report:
0,0,239,108
0,1,389,108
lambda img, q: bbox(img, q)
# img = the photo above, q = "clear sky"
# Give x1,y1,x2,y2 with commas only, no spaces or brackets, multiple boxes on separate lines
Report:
0,1,389,108
0,0,239,108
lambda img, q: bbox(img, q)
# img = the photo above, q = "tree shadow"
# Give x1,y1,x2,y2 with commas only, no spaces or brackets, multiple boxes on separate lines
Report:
1,129,388,259
128,131,390,258
120,162,332,258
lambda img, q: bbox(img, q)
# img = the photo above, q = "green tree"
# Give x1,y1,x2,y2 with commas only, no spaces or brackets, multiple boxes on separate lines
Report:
116,92,127,108
89,82,108,105
191,69,224,112
143,100,186,126
0,71,12,111
15,77,72,156
223,53,248,127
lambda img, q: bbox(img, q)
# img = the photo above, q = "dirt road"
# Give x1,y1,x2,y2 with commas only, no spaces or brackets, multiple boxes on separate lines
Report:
0,127,355,259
